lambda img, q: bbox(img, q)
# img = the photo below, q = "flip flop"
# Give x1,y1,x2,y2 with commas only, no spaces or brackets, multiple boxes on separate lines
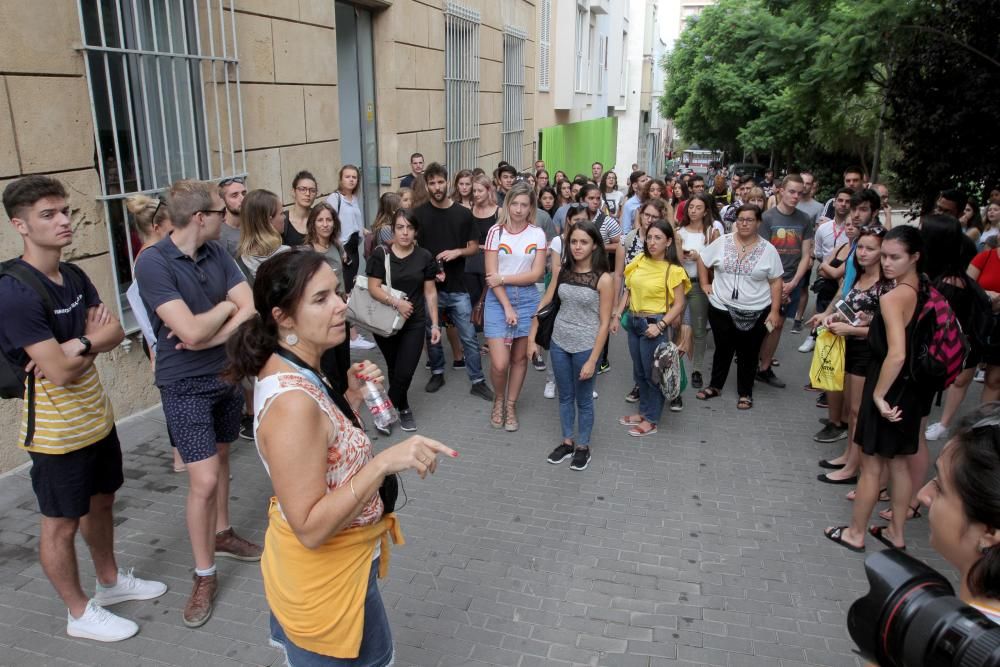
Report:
824,526,865,553
737,396,753,410
628,422,658,437
878,504,922,522
869,525,906,550
696,387,721,400
817,473,858,485
847,487,890,502
618,415,644,426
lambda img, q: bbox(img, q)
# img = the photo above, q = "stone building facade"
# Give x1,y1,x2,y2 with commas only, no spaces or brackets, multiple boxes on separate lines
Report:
0,0,537,472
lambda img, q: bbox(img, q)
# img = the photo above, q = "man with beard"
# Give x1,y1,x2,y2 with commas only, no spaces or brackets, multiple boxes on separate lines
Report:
217,176,246,258
415,162,495,400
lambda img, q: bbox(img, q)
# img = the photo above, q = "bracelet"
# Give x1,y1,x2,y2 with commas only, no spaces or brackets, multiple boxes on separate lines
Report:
431,324,440,329
657,319,667,330
349,477,360,503
500,275,505,285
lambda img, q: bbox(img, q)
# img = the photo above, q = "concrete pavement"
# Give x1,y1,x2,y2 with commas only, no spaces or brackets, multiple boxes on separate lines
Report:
0,330,960,666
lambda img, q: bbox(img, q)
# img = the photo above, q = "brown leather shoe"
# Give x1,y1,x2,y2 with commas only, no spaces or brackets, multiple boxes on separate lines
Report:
183,573,217,628
214,527,262,562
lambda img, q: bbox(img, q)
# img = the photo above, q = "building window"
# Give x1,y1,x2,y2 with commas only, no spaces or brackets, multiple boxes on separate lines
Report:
598,35,608,95
502,27,526,166
445,3,481,173
574,6,588,93
620,29,628,102
78,0,245,328
538,0,551,92
588,14,597,93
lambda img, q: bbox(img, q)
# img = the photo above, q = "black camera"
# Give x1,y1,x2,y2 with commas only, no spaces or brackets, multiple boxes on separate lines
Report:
849,549,1000,666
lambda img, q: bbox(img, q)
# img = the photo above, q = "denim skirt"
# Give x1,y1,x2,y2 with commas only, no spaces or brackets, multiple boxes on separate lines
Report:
484,285,540,339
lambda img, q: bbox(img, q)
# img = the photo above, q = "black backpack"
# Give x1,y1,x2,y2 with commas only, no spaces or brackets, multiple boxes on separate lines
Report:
0,259,87,445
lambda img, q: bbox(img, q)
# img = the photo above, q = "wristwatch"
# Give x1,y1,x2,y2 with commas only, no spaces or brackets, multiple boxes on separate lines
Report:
78,336,93,355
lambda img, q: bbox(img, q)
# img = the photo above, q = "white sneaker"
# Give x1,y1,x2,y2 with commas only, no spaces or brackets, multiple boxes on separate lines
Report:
798,337,816,353
94,568,168,606
350,336,376,350
925,421,948,441
67,600,138,642
543,381,556,399
592,390,599,399
976,368,986,383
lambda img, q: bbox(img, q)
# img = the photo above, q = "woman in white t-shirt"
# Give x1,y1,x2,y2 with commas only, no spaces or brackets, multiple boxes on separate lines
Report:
695,204,783,410
676,193,721,391
599,171,625,218
916,404,1000,625
484,183,548,432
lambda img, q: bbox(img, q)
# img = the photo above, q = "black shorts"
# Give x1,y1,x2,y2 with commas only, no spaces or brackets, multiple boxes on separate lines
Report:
29,427,124,519
845,337,871,377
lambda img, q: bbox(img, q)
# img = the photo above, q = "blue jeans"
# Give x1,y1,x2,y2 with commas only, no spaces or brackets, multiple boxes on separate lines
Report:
627,315,666,424
549,341,596,446
426,290,485,384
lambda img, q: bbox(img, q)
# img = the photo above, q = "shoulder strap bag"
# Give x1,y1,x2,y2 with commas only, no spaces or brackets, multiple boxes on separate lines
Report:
346,247,406,338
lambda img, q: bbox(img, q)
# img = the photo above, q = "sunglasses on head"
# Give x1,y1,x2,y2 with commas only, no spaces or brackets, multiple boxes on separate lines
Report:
860,224,886,237
219,176,246,187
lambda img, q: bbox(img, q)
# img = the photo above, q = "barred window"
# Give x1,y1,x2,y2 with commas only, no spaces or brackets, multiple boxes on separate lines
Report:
502,28,526,167
445,3,481,173
78,0,245,328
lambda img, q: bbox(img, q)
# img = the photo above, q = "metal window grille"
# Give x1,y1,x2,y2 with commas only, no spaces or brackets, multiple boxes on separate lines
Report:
76,0,246,328
502,27,526,167
445,3,480,173
538,0,551,91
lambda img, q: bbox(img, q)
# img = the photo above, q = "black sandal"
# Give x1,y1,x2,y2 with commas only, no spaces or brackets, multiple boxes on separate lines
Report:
824,526,865,553
737,396,753,410
869,525,906,550
696,387,721,400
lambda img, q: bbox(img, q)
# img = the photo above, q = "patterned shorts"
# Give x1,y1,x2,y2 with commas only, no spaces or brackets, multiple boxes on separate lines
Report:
159,375,244,464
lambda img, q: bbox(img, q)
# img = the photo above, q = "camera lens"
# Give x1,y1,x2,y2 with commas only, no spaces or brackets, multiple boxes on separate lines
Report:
849,550,1000,666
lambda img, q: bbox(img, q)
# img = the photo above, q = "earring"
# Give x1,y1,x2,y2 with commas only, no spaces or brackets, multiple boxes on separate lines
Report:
285,333,299,346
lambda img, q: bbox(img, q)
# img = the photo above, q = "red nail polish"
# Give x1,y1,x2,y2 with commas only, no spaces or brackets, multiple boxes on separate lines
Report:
451,451,459,458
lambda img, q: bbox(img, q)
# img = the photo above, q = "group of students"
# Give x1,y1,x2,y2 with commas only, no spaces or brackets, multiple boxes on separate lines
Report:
7,158,1000,665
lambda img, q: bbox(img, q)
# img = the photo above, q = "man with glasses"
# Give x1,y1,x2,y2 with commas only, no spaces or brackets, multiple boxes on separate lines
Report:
134,179,260,629
217,176,246,258
756,174,814,388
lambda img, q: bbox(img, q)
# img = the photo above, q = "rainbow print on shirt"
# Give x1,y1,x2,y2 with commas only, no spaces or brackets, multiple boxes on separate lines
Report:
497,243,514,254
524,244,538,255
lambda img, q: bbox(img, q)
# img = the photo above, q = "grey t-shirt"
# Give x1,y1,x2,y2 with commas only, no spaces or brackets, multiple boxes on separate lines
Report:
551,271,602,354
797,199,824,229
535,208,557,242
760,206,814,280
219,221,240,258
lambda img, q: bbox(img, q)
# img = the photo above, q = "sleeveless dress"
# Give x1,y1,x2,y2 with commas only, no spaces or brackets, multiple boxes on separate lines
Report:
854,294,932,458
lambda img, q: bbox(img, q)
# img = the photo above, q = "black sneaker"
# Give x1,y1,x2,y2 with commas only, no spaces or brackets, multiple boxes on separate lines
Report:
814,422,847,443
569,447,591,471
815,392,829,408
597,360,611,375
791,319,803,333
452,359,466,369
424,360,431,370
532,354,546,371
239,415,254,441
470,381,494,401
399,409,417,432
547,443,574,464
755,368,786,388
691,371,703,389
425,374,445,393
670,396,683,412
625,386,640,403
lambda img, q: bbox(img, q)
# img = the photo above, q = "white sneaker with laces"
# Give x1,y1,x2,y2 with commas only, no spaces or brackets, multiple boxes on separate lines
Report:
925,421,948,441
67,600,139,642
94,568,167,606
798,337,816,353
350,336,376,350
543,381,556,399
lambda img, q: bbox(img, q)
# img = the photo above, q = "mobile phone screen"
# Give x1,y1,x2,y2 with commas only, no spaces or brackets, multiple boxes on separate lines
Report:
834,300,858,324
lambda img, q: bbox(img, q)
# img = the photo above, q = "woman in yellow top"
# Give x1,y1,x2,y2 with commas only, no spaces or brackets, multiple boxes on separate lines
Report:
224,250,456,666
610,219,690,436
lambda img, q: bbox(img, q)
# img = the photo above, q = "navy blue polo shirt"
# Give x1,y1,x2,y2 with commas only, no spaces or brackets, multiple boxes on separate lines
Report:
133,236,246,386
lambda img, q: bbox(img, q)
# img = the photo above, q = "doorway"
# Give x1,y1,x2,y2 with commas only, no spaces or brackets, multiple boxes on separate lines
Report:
335,2,379,223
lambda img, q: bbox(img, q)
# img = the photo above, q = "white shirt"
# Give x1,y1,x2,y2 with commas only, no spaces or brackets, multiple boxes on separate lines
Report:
327,191,365,241
699,233,784,311
485,223,547,277
813,219,850,260
677,226,710,278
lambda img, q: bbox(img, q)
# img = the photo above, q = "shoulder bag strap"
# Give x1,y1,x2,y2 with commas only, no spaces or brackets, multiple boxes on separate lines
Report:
383,246,393,292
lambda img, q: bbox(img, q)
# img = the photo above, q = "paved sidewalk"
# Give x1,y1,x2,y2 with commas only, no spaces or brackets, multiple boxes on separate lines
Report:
0,331,959,666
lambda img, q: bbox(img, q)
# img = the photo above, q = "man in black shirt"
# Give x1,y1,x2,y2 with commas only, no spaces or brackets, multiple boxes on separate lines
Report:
400,152,424,189
415,162,495,400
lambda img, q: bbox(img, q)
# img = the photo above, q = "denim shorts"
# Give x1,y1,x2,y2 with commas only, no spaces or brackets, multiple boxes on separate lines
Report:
159,374,243,464
269,558,393,666
484,285,540,339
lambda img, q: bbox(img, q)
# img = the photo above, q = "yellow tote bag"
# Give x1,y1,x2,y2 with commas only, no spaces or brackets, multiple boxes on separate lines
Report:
809,328,845,392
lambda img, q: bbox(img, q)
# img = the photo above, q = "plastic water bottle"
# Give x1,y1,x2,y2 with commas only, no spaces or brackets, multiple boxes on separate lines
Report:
504,322,516,348
361,379,397,430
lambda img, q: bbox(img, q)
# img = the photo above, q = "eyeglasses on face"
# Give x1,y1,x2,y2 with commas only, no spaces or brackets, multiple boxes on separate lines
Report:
219,176,246,187
295,186,318,195
199,207,226,216
735,217,758,224
640,212,662,221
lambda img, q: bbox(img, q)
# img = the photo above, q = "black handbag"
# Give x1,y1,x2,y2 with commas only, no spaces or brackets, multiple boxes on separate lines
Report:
533,293,560,349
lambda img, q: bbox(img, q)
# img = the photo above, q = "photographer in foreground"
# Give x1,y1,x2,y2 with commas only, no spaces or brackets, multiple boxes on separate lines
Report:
918,403,1000,623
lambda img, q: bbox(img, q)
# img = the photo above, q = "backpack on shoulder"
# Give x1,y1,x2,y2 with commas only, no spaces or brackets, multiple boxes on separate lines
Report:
651,340,687,401
909,278,969,391
0,259,87,446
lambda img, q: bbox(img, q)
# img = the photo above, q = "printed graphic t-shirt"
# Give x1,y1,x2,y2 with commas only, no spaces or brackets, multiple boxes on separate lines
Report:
760,206,814,280
484,223,547,277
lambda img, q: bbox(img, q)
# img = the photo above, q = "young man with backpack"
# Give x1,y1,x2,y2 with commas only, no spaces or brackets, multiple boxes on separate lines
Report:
0,176,167,641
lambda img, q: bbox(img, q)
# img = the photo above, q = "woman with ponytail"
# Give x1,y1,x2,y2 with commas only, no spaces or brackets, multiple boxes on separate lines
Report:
225,249,456,665
918,402,1000,623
